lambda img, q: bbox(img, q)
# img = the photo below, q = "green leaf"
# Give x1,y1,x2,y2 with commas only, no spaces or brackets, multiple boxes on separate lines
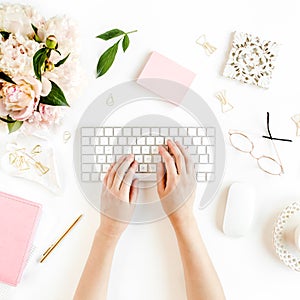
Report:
33,48,49,81
7,120,23,133
0,72,15,84
96,41,120,78
40,80,69,106
0,31,10,40
96,29,124,40
122,34,130,52
55,53,70,67
31,23,41,42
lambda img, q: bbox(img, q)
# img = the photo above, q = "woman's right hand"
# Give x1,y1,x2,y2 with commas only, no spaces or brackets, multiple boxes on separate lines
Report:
156,140,197,229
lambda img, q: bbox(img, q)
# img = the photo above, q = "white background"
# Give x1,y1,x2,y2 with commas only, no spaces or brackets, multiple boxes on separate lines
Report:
1,0,300,299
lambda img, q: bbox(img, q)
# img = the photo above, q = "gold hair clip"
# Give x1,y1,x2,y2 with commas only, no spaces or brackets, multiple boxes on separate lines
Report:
106,94,114,106
291,114,300,136
215,90,234,113
196,34,217,55
63,131,71,143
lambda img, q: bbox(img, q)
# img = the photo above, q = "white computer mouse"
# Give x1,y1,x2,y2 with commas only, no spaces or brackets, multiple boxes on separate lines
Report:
223,182,255,237
294,225,300,251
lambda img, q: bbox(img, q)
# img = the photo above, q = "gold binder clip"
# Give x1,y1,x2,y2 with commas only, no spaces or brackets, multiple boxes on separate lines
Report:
215,90,234,113
291,114,300,136
106,94,114,106
196,34,217,56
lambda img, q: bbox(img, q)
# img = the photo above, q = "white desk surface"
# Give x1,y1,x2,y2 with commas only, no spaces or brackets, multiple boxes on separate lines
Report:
1,0,300,299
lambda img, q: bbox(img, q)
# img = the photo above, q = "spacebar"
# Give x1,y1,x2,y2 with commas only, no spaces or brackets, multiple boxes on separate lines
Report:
135,173,157,181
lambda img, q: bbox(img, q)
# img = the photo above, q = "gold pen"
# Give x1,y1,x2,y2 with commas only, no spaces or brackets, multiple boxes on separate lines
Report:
40,214,83,263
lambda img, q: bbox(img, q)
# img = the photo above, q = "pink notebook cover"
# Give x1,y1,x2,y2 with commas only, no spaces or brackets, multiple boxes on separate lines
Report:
0,191,42,286
137,51,196,105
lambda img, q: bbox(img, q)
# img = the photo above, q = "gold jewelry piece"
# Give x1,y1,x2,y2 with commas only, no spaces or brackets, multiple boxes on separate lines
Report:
215,90,234,113
291,114,300,136
106,94,114,106
63,131,71,143
196,34,217,55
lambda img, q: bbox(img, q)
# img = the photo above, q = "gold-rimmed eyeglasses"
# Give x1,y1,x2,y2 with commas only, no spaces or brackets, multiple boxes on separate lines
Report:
228,130,284,176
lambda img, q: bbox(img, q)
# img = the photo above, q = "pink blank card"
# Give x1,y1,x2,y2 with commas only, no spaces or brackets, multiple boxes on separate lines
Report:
0,191,41,286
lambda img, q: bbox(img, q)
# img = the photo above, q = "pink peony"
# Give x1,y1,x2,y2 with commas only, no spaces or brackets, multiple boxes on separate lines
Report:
0,76,42,121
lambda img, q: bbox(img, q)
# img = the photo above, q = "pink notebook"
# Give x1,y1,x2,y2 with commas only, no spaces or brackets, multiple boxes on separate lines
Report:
137,51,196,105
0,191,42,286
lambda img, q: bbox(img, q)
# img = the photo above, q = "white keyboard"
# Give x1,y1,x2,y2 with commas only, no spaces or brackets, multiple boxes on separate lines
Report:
80,127,215,182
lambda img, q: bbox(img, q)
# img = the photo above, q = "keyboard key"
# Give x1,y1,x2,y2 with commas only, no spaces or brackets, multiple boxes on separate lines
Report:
188,145,197,154
97,155,106,163
102,164,110,172
93,164,101,172
82,164,92,172
91,173,99,181
151,146,159,154
135,155,143,163
184,137,192,145
142,146,150,154
137,137,145,145
95,128,104,136
123,128,131,136
81,128,94,136
139,164,147,172
202,137,215,145
191,155,199,163
96,146,104,154
144,155,152,163
197,163,214,173
82,146,95,155
82,155,96,163
146,137,155,145
192,137,202,145
82,173,90,181
207,127,215,137
196,173,206,182
170,128,178,136
107,155,115,163
109,137,117,145
207,173,215,181
174,137,183,144
156,137,164,145
128,137,137,145
200,155,209,164
142,128,150,135
114,146,123,154
188,128,197,136
148,164,156,172
123,146,131,154
132,146,141,154
105,128,113,136
118,137,127,145
81,137,90,145
113,128,122,136
132,128,141,136
179,128,187,136
153,155,161,163
197,146,206,154
198,128,206,136
100,173,106,181
90,137,99,145
105,146,113,154
100,137,108,145
151,128,159,136
207,146,215,163
160,128,169,136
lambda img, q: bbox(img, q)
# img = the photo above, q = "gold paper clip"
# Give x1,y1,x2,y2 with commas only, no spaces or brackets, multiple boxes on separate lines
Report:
31,144,42,156
215,90,234,113
63,131,71,143
106,94,114,106
291,114,300,136
196,34,217,55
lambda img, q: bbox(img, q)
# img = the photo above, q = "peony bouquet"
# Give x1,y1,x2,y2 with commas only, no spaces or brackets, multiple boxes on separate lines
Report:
0,4,81,133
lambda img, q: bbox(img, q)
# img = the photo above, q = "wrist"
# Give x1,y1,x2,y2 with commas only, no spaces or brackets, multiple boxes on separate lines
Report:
95,227,122,244
170,213,196,233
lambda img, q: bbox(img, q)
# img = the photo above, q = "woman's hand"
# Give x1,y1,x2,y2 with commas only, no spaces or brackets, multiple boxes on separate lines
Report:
156,140,197,229
98,154,138,239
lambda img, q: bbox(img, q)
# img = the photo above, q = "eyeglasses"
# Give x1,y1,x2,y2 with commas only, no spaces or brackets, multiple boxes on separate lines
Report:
228,130,284,175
